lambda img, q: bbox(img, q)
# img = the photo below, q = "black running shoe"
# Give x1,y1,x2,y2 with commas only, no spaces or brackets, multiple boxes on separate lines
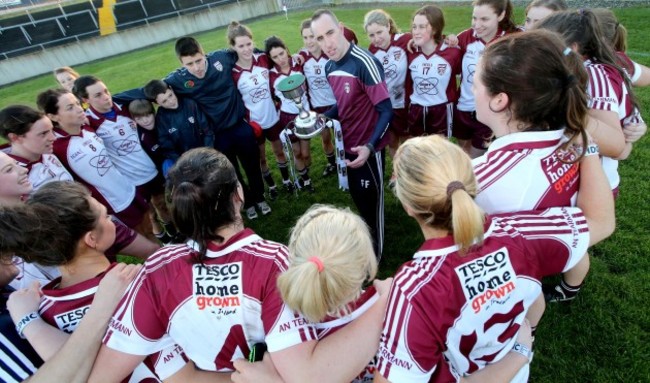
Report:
543,284,576,303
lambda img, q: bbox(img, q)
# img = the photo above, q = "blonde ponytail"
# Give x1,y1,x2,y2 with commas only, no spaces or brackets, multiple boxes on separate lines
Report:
278,205,377,322
393,136,485,254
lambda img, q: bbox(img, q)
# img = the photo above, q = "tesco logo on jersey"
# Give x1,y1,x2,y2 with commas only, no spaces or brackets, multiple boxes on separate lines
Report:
455,248,516,313
54,305,91,333
541,151,579,195
193,262,243,314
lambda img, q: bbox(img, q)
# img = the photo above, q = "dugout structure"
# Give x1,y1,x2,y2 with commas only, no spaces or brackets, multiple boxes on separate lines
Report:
0,0,239,60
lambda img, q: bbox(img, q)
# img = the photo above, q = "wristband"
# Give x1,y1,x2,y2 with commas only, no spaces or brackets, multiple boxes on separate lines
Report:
365,143,375,154
584,142,599,157
510,342,532,362
16,312,40,339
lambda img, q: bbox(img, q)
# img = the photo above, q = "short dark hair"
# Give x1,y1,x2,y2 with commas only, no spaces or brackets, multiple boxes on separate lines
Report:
311,9,339,24
72,75,101,100
175,36,203,58
129,99,155,117
143,79,170,101
0,105,44,139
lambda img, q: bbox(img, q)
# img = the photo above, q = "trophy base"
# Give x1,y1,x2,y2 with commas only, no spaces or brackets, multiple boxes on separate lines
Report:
293,111,325,139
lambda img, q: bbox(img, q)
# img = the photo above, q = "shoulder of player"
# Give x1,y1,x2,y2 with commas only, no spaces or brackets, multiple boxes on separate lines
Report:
489,207,586,238
391,256,446,296
349,45,384,83
391,32,412,49
456,28,475,46
243,238,291,268
585,62,623,89
473,146,534,183
143,244,196,274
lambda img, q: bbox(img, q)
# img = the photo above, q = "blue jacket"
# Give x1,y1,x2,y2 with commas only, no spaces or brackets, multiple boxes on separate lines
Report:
164,49,247,131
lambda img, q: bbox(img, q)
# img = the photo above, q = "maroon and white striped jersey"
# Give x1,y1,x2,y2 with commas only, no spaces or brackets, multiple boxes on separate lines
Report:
616,51,642,84
232,53,280,129
270,63,310,115
472,129,578,214
584,59,643,189
314,286,379,383
39,264,166,382
456,29,509,112
103,229,317,373
52,126,135,214
407,42,462,107
369,33,411,109
585,59,639,124
376,207,590,382
86,104,157,186
0,147,73,191
299,50,336,109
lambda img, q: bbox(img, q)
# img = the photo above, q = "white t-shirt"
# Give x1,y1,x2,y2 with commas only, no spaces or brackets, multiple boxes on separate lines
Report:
86,104,157,186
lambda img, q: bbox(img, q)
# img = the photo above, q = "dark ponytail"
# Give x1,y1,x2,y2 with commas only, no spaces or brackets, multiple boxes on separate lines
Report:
536,9,639,112
167,148,240,263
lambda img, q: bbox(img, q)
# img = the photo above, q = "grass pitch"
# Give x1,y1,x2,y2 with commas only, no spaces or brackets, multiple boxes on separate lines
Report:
0,5,648,382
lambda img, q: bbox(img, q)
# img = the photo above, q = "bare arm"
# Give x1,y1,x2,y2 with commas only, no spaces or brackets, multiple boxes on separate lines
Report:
632,60,650,87
269,280,389,383
164,361,232,383
118,232,160,260
8,282,70,360
23,264,141,383
89,345,147,383
577,145,616,246
585,112,625,158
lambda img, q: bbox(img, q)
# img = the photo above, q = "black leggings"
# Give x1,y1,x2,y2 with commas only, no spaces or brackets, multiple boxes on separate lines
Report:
346,149,385,259
214,120,265,208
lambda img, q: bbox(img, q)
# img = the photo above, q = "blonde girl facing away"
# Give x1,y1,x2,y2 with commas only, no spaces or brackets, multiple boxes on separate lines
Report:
230,204,535,383
375,131,615,382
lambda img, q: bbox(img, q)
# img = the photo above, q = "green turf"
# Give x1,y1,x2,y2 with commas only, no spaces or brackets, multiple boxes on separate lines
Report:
1,5,649,382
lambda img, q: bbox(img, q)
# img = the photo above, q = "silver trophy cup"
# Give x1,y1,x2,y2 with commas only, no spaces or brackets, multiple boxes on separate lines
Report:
277,73,328,139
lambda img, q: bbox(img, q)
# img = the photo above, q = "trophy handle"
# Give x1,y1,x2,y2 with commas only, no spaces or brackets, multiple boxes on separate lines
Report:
284,120,296,135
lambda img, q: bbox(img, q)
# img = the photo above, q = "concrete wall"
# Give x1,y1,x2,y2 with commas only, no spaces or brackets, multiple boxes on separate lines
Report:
0,0,280,86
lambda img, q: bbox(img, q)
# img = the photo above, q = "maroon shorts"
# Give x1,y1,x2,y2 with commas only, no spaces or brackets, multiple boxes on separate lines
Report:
452,108,493,150
259,113,299,144
390,108,409,137
114,192,149,229
408,103,453,137
136,174,165,200
105,218,137,261
312,105,333,114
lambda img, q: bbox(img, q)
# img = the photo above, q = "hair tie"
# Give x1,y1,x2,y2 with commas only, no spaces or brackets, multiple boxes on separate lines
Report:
563,47,572,56
308,256,324,273
446,181,465,199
